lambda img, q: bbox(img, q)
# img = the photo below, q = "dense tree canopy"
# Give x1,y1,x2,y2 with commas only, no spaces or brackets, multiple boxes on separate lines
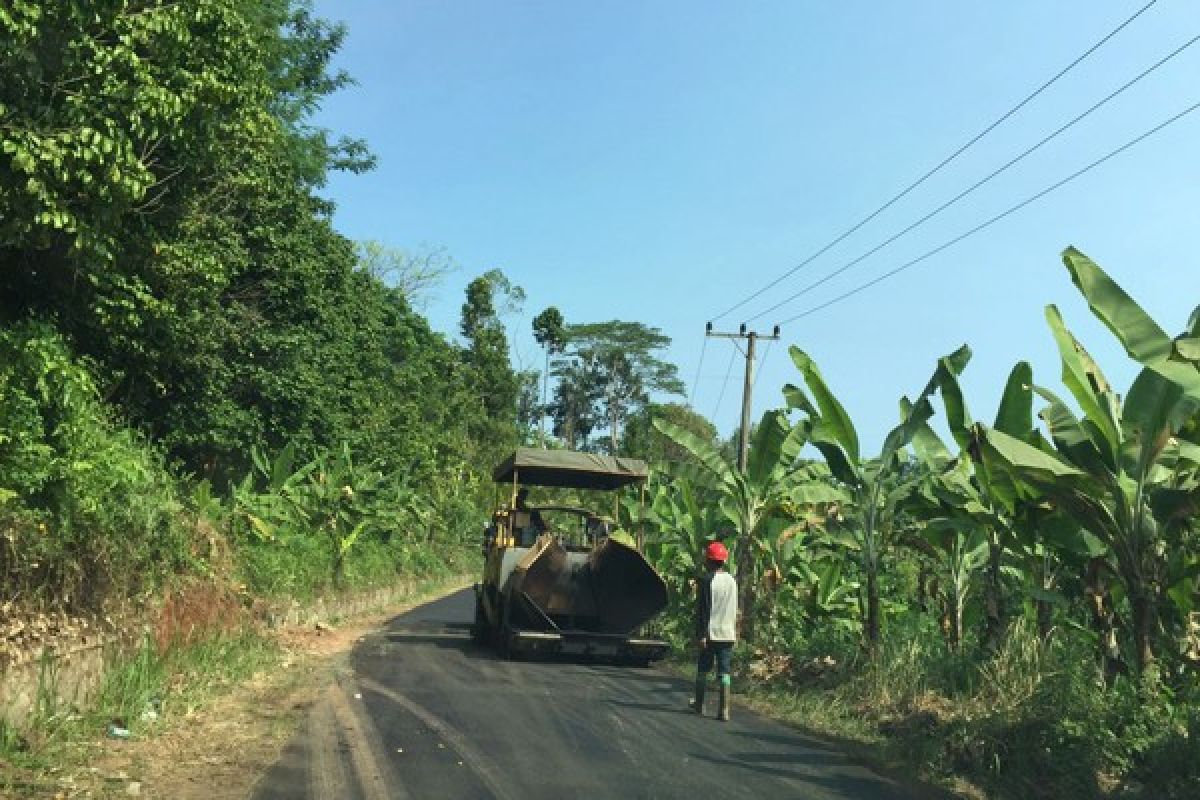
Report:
623,402,719,463
547,320,685,453
0,1,516,491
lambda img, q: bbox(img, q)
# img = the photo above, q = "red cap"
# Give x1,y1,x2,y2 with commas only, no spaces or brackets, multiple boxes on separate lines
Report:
704,541,729,563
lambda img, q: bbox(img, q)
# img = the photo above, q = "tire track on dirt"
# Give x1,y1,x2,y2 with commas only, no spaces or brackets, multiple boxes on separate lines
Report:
307,695,351,800
329,679,408,800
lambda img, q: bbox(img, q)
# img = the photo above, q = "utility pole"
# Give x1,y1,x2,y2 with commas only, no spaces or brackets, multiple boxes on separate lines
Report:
705,322,781,472
539,347,550,447
705,320,781,643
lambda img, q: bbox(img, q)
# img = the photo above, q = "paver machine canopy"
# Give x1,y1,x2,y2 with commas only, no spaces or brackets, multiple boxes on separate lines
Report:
474,448,669,662
491,448,649,490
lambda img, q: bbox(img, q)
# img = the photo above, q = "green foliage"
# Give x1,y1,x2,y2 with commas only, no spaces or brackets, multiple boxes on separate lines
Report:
785,344,972,648
550,320,684,453
647,247,1198,794
549,357,605,450
0,322,190,609
95,630,278,736
459,270,523,458
230,441,482,597
622,402,719,464
532,306,567,353
979,249,1200,673
0,1,501,620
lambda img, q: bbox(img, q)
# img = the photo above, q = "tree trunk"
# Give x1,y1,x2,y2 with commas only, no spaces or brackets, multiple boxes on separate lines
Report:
916,563,930,614
949,589,964,652
332,550,346,591
1130,588,1156,676
865,560,880,652
982,535,1005,651
609,402,621,455
1036,596,1054,641
735,535,757,643
539,348,549,447
1086,558,1125,680
1035,550,1054,640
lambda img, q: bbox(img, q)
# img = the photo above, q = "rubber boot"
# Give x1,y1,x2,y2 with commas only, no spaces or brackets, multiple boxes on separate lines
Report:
689,677,706,715
717,683,731,722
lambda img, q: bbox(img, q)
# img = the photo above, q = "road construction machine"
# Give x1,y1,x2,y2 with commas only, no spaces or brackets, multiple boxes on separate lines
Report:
472,448,669,663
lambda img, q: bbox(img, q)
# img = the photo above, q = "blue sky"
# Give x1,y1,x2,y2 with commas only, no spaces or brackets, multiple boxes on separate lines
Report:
310,1,1200,449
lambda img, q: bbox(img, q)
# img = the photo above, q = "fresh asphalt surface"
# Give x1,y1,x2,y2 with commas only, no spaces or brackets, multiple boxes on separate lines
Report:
253,589,929,800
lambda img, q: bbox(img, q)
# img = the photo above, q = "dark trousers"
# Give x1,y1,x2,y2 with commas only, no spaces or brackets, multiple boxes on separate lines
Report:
696,640,733,676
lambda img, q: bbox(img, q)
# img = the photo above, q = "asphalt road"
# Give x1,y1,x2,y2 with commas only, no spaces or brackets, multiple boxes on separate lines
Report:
252,589,927,800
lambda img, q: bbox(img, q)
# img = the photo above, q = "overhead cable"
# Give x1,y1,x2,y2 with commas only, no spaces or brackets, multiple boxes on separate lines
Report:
708,0,1159,323
712,344,738,421
778,98,1200,325
689,334,709,407
752,338,774,391
747,31,1200,323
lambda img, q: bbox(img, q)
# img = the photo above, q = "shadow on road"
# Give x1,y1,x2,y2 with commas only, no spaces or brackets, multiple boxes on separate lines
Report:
607,699,694,716
383,631,475,647
732,729,841,750
688,751,912,799
372,625,682,673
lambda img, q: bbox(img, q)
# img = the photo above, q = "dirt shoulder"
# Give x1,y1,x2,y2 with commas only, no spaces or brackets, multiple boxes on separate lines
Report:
2,578,472,800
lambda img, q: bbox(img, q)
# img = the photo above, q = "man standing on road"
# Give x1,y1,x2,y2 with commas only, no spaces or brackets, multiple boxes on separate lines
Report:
691,541,737,721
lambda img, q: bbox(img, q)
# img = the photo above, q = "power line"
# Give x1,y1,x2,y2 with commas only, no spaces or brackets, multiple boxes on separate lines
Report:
712,344,738,421
689,334,709,407
708,0,1159,323
778,98,1200,325
707,326,780,469
752,338,774,391
748,31,1200,323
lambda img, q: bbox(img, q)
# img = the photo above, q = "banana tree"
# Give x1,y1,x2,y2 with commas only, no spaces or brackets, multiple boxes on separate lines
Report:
303,443,397,589
785,344,971,650
977,248,1200,674
901,457,991,650
798,556,861,631
633,473,726,591
767,534,862,639
654,408,829,641
904,360,1048,649
752,504,859,634
933,361,1102,646
231,442,316,542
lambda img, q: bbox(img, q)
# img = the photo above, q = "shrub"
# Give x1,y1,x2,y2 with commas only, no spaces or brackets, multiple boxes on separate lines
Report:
0,322,193,610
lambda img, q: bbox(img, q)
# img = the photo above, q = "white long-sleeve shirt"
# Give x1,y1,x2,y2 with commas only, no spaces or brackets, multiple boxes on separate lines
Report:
696,570,737,643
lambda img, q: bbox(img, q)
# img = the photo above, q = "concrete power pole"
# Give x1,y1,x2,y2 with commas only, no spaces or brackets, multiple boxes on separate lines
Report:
705,322,781,472
705,321,781,641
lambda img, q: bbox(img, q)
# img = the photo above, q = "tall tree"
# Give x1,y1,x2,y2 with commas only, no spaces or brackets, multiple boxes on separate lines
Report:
0,0,380,478
515,369,542,444
549,357,603,451
532,307,567,446
460,269,523,457
556,321,684,454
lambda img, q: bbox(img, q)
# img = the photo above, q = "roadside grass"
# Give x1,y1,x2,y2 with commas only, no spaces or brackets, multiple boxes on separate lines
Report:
0,627,280,790
93,629,280,735
0,566,477,794
663,613,1200,800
